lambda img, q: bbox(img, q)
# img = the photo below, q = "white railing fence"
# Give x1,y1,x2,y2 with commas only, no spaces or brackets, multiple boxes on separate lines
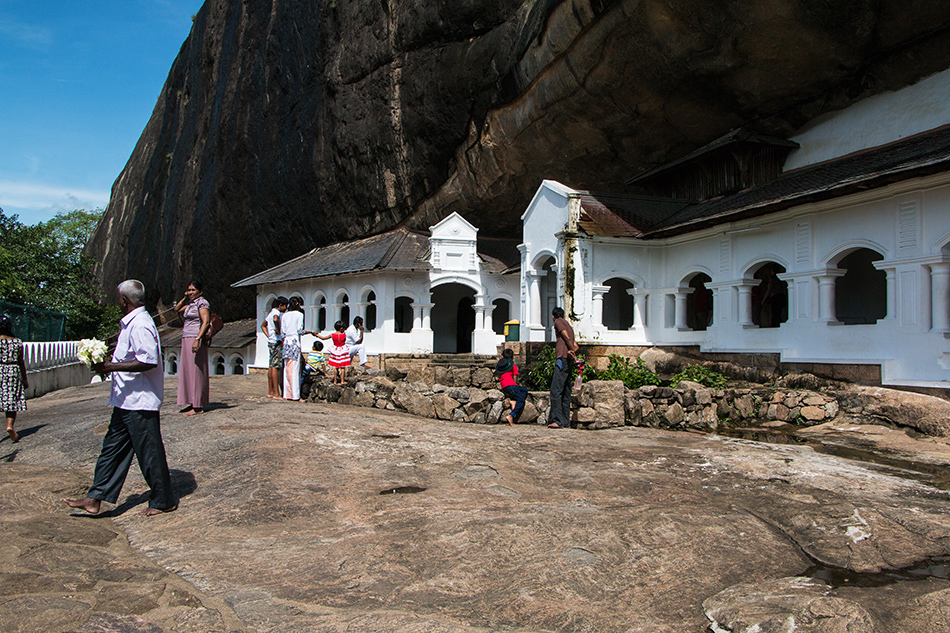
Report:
23,341,81,371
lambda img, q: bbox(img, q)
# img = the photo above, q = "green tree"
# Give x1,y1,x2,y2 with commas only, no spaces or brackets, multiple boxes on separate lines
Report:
0,207,117,339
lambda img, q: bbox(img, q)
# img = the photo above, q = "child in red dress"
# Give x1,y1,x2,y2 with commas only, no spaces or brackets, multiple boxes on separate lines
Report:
317,320,350,385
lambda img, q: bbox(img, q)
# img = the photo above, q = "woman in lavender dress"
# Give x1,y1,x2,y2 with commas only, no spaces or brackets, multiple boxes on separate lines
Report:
175,281,210,415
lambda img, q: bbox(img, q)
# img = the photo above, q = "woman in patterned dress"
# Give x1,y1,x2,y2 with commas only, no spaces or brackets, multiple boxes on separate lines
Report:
280,296,306,400
0,314,28,443
175,281,211,415
317,320,350,385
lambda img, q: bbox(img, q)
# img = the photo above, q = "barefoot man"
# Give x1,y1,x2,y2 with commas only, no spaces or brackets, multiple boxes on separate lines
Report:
64,280,177,517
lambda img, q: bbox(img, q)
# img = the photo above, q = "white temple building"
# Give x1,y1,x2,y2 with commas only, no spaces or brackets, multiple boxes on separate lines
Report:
518,69,950,389
237,69,950,390
233,213,519,364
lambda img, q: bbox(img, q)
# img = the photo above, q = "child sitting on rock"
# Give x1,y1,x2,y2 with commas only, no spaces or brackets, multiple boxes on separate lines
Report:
300,340,326,400
495,348,528,426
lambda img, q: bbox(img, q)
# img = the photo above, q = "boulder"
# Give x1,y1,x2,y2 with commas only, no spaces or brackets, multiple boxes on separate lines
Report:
661,402,686,427
431,395,461,421
385,367,408,382
578,380,626,428
486,389,505,402
839,386,950,437
704,577,874,633
639,348,690,374
451,368,473,387
472,367,494,387
734,394,757,419
447,387,470,403
369,376,396,399
767,403,790,422
518,401,539,425
800,406,827,423
391,382,435,418
487,400,504,424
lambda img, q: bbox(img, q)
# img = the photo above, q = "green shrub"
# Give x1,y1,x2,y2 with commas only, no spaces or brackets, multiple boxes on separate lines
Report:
526,345,597,390
670,364,727,389
596,354,661,389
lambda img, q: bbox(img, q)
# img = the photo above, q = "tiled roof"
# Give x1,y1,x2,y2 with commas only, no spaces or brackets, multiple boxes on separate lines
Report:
232,227,517,287
232,228,431,287
159,318,257,350
577,193,694,237
642,125,950,238
581,125,950,239
625,129,798,186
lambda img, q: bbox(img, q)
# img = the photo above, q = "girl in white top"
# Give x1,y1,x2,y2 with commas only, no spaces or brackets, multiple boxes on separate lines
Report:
280,297,306,400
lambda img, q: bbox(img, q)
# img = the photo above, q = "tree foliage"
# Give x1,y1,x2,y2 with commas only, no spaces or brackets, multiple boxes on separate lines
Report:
0,208,119,339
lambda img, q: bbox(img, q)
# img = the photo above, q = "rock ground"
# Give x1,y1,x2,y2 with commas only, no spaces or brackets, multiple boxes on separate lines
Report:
3,375,950,632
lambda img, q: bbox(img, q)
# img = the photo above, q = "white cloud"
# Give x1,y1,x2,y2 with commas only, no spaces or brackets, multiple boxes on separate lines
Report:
0,181,109,224
0,17,52,49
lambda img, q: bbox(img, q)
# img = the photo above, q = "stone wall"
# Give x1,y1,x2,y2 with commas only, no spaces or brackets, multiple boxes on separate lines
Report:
305,368,840,431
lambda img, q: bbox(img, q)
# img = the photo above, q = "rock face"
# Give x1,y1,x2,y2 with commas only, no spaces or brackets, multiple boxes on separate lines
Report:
86,0,950,318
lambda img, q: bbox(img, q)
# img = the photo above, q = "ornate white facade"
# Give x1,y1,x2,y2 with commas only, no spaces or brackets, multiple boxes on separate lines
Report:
518,70,950,389
236,213,517,367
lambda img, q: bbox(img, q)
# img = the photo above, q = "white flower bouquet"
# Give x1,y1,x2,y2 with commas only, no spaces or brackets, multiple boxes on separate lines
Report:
77,338,108,366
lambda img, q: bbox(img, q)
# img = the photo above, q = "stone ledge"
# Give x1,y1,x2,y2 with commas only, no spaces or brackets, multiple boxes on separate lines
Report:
303,368,841,431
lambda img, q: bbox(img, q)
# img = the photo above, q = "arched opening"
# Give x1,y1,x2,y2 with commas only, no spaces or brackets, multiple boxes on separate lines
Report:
365,291,377,331
431,283,476,353
317,296,327,331
750,262,788,328
213,355,226,375
603,278,634,330
686,273,713,331
492,298,510,335
339,293,350,326
537,256,557,341
168,354,178,376
835,248,886,324
232,357,244,375
394,296,413,333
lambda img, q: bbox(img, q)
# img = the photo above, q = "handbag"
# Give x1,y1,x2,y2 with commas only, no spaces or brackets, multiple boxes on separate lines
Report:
203,312,224,344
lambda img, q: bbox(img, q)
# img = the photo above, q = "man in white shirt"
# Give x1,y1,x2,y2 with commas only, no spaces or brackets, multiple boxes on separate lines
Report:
261,296,287,398
345,316,369,366
64,280,177,517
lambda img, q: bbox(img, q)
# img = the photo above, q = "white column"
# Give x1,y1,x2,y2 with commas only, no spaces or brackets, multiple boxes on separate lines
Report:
420,303,433,330
737,283,755,327
817,271,845,323
674,290,691,330
411,305,422,331
591,285,609,329
528,271,544,326
878,267,897,321
931,263,950,332
474,294,489,331
630,289,647,328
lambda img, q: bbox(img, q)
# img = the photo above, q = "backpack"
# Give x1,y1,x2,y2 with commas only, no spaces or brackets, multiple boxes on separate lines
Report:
204,312,224,344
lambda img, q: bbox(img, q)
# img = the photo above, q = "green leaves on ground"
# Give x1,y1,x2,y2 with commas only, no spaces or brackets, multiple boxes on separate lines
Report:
597,353,662,389
526,345,597,390
670,364,727,389
525,349,726,391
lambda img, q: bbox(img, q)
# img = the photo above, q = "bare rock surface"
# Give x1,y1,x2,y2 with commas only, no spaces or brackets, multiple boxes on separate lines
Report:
3,375,950,632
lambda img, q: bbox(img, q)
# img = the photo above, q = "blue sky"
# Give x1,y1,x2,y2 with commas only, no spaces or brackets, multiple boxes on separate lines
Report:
0,1,204,226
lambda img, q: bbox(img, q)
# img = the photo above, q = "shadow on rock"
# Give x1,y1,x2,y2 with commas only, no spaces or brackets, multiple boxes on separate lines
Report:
108,469,197,517
0,423,46,444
